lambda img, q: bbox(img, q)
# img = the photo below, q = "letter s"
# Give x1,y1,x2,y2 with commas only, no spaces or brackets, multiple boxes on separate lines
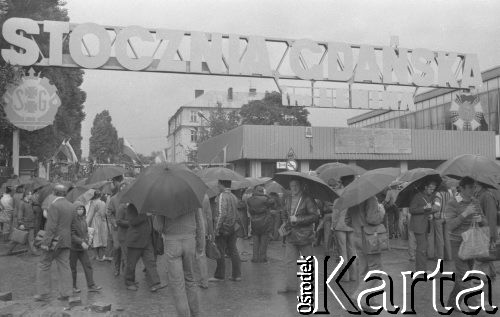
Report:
2,18,40,65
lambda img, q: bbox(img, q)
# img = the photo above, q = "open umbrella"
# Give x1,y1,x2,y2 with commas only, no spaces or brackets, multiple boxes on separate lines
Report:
437,154,500,189
272,171,338,202
25,177,51,192
317,162,367,182
264,180,286,195
333,168,400,211
86,166,127,185
66,187,96,203
316,162,366,175
231,177,271,190
120,164,209,219
394,168,442,208
196,167,245,182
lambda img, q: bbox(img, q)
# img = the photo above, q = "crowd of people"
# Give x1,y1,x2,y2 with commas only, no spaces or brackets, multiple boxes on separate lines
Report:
0,161,499,316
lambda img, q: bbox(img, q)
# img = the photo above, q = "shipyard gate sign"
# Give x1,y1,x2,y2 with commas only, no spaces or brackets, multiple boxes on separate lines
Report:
1,18,483,111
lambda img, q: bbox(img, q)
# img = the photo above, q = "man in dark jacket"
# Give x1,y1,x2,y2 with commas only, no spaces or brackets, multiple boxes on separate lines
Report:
247,185,273,263
115,189,129,276
124,204,164,292
107,181,127,276
409,181,437,272
34,184,77,302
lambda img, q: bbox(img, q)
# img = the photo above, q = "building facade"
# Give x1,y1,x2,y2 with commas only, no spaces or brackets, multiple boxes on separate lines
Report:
197,125,495,177
348,66,500,156
166,88,264,163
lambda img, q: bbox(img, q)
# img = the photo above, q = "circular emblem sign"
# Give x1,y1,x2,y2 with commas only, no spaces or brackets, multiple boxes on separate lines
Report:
286,159,297,171
3,68,61,131
450,94,484,131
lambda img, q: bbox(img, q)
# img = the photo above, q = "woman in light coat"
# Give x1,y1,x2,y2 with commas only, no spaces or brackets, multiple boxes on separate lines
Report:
86,191,109,261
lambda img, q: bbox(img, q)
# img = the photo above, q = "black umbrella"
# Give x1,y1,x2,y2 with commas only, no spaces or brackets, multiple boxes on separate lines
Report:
196,167,245,182
333,168,400,211
86,166,127,185
394,168,442,208
437,154,500,189
272,171,338,202
120,164,209,219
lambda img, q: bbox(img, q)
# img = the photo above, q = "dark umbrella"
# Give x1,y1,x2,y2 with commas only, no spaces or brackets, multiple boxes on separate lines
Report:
231,177,271,190
86,166,127,185
264,180,286,195
66,187,95,203
196,167,245,182
120,165,209,219
394,168,442,208
316,162,366,175
25,177,51,192
437,154,500,189
333,168,400,211
317,162,366,182
272,171,338,202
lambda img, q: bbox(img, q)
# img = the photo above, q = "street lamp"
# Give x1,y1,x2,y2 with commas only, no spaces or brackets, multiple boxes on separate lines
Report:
197,111,208,122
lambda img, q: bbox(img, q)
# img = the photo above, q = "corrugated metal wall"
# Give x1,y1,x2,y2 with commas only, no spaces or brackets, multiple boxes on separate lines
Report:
238,126,496,161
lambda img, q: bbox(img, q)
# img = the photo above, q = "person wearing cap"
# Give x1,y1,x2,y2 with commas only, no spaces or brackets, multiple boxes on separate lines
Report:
209,180,242,282
34,184,77,302
247,185,274,263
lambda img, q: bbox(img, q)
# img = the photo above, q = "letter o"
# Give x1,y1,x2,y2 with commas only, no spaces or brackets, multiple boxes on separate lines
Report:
115,26,153,71
69,23,111,68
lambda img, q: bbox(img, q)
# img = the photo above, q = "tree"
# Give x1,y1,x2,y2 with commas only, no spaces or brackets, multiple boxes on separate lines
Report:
89,110,119,163
239,91,310,126
186,103,240,162
0,0,86,161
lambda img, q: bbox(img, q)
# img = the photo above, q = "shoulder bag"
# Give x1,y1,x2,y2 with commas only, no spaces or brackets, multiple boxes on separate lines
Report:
278,196,302,237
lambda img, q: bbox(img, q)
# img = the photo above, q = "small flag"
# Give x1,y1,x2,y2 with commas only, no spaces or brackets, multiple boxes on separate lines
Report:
123,138,142,165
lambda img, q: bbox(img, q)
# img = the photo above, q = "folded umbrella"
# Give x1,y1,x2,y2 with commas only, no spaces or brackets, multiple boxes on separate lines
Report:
121,164,209,219
317,162,366,182
272,171,338,202
196,167,245,182
86,166,127,185
394,168,442,208
437,154,500,189
333,168,400,211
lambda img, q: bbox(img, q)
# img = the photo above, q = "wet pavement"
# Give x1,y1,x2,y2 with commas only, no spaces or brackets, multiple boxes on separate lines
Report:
1,238,500,316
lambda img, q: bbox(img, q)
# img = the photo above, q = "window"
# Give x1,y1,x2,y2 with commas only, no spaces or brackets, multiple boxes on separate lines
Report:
190,128,197,142
190,111,198,123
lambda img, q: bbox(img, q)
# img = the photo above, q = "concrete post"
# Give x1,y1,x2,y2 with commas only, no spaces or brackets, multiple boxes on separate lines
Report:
12,129,19,176
300,160,310,173
400,160,408,173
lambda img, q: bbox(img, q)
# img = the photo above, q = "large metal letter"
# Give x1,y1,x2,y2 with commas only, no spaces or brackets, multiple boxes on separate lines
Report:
436,52,459,88
44,20,69,66
289,39,323,80
69,23,111,68
328,42,353,81
156,29,186,72
355,45,381,83
383,47,410,85
240,36,272,76
461,54,483,89
1,18,40,66
190,32,225,73
411,48,435,86
115,26,154,71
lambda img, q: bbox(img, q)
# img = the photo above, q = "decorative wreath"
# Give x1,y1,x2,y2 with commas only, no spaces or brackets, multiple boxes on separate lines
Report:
449,94,484,131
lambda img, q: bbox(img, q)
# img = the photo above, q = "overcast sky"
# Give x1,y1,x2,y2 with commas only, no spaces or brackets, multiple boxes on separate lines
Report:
63,0,500,156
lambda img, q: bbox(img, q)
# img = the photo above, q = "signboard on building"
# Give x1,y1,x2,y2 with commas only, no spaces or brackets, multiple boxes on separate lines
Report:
1,18,483,90
2,68,61,131
281,86,415,111
276,161,287,169
334,128,411,154
450,94,486,131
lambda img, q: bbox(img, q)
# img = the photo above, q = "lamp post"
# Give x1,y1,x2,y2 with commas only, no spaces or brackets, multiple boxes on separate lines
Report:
197,111,209,142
